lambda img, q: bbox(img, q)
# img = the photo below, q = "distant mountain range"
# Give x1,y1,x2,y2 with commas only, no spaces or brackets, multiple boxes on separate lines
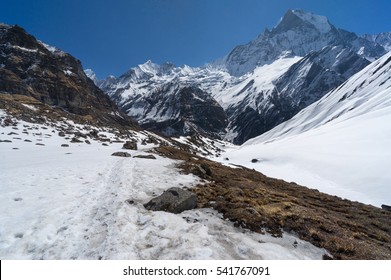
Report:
87,9,391,144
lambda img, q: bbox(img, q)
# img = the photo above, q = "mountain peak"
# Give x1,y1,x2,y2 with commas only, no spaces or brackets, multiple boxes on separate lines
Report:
273,9,332,34
291,9,332,33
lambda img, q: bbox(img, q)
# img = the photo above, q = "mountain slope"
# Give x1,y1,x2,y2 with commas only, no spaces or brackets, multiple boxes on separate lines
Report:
221,51,391,207
0,23,132,127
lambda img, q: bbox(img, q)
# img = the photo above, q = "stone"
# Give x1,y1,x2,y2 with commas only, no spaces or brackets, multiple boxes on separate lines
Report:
71,137,83,143
111,152,131,157
251,159,259,163
191,163,212,179
74,131,87,138
143,187,197,214
133,154,156,159
123,140,137,150
381,204,391,212
61,144,69,147
125,199,135,205
200,163,212,176
85,140,91,144
89,130,99,138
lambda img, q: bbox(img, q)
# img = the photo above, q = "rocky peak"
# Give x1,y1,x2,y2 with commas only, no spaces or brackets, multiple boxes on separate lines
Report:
1,25,45,52
272,9,323,34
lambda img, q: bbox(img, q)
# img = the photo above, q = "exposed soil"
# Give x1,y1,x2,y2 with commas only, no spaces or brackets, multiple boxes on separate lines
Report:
155,146,391,260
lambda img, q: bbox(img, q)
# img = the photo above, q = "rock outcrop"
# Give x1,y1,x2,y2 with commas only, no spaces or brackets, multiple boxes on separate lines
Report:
143,187,197,213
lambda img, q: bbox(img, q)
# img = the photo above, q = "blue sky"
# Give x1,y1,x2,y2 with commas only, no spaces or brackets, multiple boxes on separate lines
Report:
1,0,391,78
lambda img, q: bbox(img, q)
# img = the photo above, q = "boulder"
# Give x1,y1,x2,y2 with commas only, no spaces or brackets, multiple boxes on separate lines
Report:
200,163,212,176
111,152,131,157
123,140,137,150
191,163,212,179
143,187,197,213
381,204,391,212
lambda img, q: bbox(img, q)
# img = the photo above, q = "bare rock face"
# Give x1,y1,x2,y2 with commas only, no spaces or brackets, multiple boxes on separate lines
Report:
143,187,197,213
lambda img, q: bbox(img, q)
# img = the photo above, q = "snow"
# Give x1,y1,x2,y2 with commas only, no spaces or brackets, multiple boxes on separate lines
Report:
9,45,38,53
21,104,37,111
38,41,65,56
63,70,74,76
217,51,391,207
0,112,327,260
213,56,302,108
219,108,391,206
84,69,98,83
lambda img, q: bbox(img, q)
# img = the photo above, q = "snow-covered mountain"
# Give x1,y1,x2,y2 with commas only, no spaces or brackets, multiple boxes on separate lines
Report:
121,82,228,138
98,61,230,138
223,9,385,76
84,68,99,85
95,9,387,144
221,51,391,207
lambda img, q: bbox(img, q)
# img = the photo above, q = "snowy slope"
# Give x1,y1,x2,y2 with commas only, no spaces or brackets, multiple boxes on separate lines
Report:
219,51,391,207
0,111,327,260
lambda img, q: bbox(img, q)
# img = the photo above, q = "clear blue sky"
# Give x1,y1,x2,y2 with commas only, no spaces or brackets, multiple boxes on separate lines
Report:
1,0,391,78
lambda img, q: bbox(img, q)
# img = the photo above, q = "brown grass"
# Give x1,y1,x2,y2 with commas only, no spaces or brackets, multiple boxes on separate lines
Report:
155,146,391,260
